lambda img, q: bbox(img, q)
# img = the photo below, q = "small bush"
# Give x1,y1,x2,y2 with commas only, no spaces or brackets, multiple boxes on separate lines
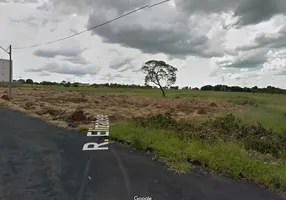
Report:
71,110,87,122
209,102,218,107
131,135,145,151
133,112,176,129
76,126,88,133
132,113,286,158
244,139,280,157
202,114,240,136
197,107,207,114
24,101,35,110
238,123,274,139
47,108,61,116
1,94,9,101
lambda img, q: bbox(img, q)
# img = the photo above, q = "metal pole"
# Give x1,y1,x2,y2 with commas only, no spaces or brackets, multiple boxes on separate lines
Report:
8,45,12,99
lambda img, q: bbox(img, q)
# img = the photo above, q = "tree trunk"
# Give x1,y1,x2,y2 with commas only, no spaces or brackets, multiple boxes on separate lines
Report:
158,84,166,97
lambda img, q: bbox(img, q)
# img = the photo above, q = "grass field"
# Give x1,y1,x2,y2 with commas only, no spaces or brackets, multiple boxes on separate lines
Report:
1,85,286,196
40,85,286,132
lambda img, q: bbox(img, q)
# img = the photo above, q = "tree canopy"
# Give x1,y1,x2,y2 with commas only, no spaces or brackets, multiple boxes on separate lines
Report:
25,79,33,84
141,60,178,97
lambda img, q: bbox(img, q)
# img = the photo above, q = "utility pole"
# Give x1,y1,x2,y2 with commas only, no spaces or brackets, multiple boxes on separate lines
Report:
8,45,12,99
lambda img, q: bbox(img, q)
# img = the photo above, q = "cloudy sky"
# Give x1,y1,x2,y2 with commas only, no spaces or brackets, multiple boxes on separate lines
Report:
0,0,286,88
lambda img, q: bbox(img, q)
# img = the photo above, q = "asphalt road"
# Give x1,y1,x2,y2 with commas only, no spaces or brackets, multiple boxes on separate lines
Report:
0,107,285,200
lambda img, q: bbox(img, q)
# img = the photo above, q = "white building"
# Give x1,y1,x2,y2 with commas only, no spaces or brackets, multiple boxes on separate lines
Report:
0,59,11,83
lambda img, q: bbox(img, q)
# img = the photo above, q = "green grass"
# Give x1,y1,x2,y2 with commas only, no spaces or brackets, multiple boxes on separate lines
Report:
35,84,285,132
26,85,286,195
235,104,286,133
25,85,285,132
47,86,285,133
110,122,286,194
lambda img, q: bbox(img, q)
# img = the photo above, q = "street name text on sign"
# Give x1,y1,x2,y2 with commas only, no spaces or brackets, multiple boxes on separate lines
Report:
82,115,109,151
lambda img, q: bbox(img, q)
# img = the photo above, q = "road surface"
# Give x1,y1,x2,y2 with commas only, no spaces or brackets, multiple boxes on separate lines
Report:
0,108,285,200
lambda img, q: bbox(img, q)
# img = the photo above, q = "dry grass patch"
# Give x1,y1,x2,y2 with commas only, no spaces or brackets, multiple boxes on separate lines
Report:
0,86,239,127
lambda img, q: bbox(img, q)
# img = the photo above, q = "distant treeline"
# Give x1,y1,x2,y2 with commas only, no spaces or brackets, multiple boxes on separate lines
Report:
200,84,286,94
17,79,286,94
17,79,154,89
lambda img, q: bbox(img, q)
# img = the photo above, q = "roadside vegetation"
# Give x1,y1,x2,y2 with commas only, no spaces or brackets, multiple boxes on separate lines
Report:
0,85,286,196
111,113,286,194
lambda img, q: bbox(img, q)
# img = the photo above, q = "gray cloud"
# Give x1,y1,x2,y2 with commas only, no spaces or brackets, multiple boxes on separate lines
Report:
100,73,129,81
176,0,286,28
109,57,133,69
9,16,60,27
236,25,286,51
36,0,149,15
113,74,124,78
215,49,268,68
222,57,265,68
63,56,91,65
132,68,142,73
118,64,134,72
233,0,286,27
0,0,38,3
36,0,224,58
26,62,101,76
69,28,78,34
33,45,90,65
101,73,112,78
33,48,84,58
34,0,286,29
209,70,219,78
38,72,51,76
260,55,286,76
226,73,243,81
225,22,286,72
272,49,286,58
274,69,286,75
87,6,224,59
175,0,238,15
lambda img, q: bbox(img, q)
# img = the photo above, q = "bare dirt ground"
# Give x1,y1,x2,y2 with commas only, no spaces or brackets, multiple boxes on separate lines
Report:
0,86,241,128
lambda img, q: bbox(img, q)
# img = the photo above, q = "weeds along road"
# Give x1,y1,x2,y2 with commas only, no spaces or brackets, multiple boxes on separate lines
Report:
0,107,285,200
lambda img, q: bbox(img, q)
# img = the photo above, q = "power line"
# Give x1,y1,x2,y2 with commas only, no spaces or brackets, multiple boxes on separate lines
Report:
0,45,9,54
13,0,170,50
148,0,170,8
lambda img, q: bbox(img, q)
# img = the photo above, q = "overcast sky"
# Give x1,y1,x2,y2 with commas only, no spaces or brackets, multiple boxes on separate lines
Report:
0,0,286,88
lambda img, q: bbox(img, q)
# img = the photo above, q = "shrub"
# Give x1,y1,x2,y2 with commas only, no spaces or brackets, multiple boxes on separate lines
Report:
237,123,274,140
202,114,240,136
197,107,207,114
209,102,218,107
24,101,35,110
133,112,176,129
1,94,9,101
71,110,87,122
131,135,145,151
244,139,280,156
132,113,286,157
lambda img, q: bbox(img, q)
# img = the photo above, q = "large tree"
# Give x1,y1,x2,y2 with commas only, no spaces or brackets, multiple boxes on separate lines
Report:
25,79,34,84
141,60,178,97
